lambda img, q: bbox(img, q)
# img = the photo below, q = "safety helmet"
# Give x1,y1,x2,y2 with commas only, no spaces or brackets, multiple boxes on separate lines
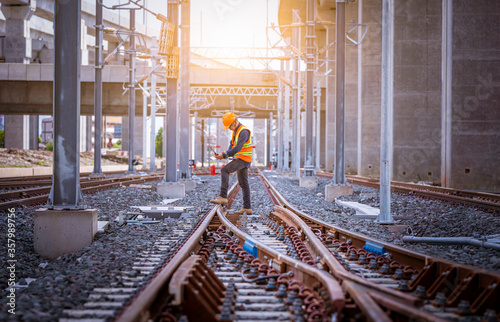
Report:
222,112,237,129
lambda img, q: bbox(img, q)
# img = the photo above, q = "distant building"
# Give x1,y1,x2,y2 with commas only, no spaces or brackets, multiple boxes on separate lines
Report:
41,117,53,143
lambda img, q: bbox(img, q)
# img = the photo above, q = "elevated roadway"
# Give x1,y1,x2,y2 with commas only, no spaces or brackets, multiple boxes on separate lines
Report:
0,63,282,118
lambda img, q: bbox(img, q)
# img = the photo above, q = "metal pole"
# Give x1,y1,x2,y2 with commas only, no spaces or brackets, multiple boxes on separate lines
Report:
325,25,335,173
142,78,148,170
201,119,205,168
165,2,179,182
49,0,83,208
208,118,211,166
149,38,157,172
277,60,284,171
315,82,321,170
441,0,452,188
127,9,136,172
377,0,395,224
269,112,274,167
335,0,346,184
193,112,198,166
304,0,315,177
92,0,103,176
284,47,291,171
357,0,363,176
216,119,220,168
292,10,300,178
179,0,190,179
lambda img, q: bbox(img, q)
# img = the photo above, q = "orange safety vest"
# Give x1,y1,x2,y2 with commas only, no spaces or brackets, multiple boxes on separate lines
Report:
231,124,252,163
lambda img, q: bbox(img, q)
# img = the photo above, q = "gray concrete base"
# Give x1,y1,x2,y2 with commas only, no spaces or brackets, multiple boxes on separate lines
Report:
325,184,354,202
157,182,186,199
299,176,318,190
288,173,297,179
179,179,196,193
34,208,98,259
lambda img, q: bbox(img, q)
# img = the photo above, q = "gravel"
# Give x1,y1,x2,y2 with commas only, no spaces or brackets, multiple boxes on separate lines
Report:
1,170,498,321
0,174,225,321
262,170,500,272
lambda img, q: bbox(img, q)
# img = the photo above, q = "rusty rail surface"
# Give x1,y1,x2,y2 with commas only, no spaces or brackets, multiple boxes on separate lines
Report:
114,182,240,322
260,170,500,321
317,172,500,212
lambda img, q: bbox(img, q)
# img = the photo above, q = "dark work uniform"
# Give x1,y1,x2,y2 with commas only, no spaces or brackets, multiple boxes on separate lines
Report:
219,124,251,209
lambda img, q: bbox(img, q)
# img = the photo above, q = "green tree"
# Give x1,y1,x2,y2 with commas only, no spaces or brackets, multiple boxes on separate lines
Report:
0,130,4,148
155,127,163,157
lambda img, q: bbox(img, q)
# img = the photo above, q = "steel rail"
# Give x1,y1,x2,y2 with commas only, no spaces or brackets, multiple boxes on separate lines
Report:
215,206,345,314
115,182,240,322
318,172,500,212
260,172,427,270
259,170,500,320
0,174,163,210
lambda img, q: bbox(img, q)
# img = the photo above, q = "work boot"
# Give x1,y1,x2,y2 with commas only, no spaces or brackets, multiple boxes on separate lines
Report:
235,208,252,214
210,196,228,205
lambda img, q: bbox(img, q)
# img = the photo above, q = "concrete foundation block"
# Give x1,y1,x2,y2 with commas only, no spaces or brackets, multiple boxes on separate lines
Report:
288,173,297,179
179,179,196,193
157,182,186,199
34,208,98,259
299,176,317,190
325,184,354,202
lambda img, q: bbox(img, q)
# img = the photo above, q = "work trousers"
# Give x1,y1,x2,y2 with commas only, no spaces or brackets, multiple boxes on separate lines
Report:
219,158,251,209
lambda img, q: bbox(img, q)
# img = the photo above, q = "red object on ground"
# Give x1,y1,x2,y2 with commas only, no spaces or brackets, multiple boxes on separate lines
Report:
269,164,272,170
210,164,216,175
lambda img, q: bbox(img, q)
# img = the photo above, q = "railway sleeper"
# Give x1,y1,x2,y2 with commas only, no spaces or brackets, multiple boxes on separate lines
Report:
164,237,331,322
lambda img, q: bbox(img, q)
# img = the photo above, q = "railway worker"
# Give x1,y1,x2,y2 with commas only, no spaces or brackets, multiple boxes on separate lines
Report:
210,112,253,214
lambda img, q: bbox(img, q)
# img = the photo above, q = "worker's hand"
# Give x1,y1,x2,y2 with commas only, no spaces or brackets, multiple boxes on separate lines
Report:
214,153,224,160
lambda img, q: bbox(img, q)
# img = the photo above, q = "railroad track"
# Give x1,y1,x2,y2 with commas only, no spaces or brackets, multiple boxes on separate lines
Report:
0,173,164,210
109,171,499,321
316,172,500,213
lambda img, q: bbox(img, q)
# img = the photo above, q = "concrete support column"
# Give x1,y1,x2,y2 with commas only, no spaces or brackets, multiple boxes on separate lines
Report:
0,2,35,63
283,48,291,172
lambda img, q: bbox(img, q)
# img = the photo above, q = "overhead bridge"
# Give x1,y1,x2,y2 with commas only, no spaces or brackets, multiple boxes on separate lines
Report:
0,63,280,118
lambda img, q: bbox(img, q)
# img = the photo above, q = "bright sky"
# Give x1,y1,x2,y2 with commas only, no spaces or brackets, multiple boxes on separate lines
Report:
142,0,280,48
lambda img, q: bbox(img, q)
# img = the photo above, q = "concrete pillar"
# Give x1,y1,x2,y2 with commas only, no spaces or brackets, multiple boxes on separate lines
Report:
80,19,89,65
30,115,38,150
0,2,35,63
121,116,143,156
5,115,27,149
4,115,38,150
